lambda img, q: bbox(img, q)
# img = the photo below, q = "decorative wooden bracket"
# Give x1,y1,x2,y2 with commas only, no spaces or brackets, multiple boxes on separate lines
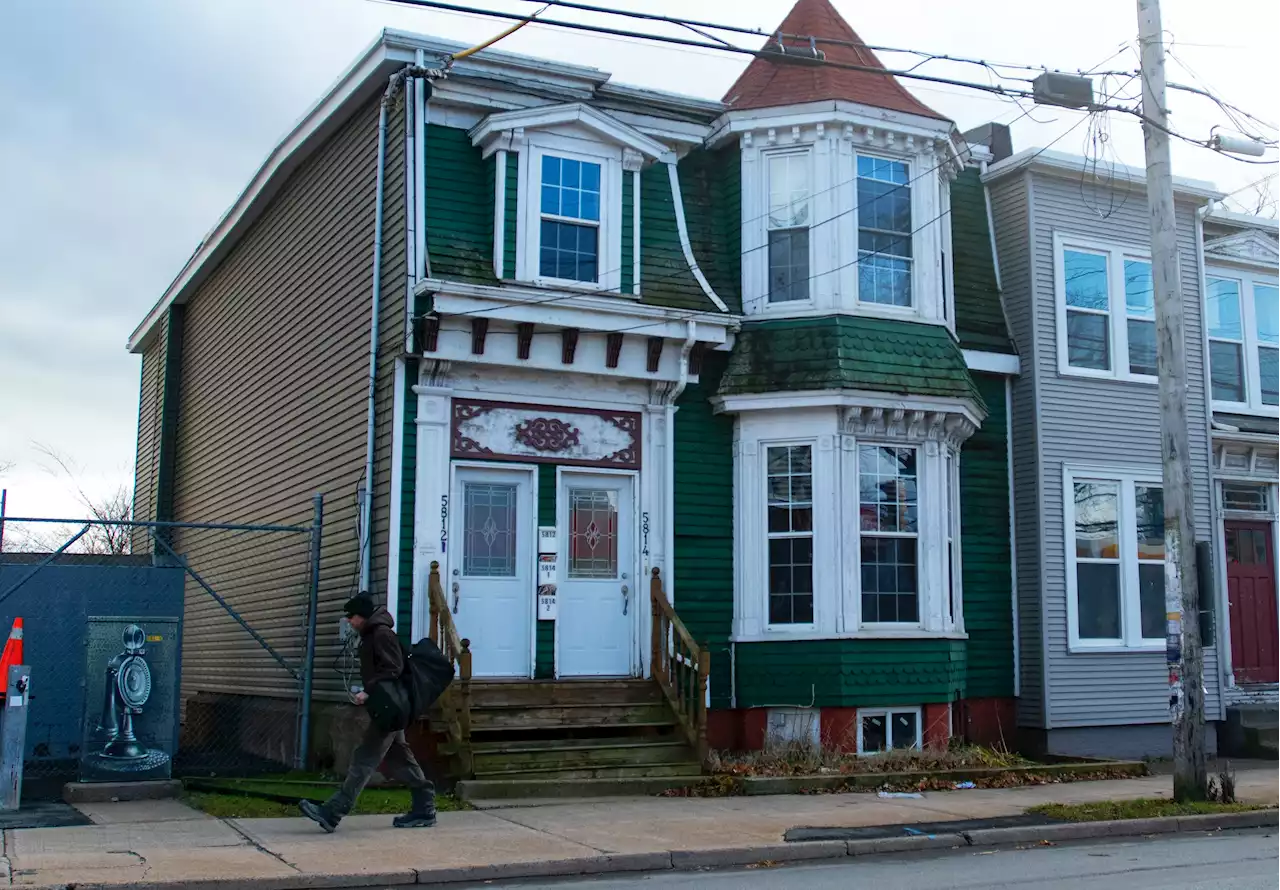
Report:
646,337,664,373
516,323,534,360
561,328,580,365
470,318,488,355
606,332,624,369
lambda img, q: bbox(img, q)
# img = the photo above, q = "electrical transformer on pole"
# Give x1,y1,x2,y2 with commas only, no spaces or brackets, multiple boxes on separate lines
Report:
1136,0,1208,801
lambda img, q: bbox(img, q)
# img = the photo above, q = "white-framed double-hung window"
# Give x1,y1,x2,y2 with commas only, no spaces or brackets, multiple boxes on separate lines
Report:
856,156,913,308
1206,271,1279,411
538,154,602,284
1055,235,1157,381
766,152,812,304
765,443,815,626
1066,468,1165,650
858,445,920,625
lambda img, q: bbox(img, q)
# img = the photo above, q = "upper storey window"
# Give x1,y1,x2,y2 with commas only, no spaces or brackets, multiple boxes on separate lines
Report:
1206,272,1279,411
539,156,602,283
857,157,913,308
767,152,811,304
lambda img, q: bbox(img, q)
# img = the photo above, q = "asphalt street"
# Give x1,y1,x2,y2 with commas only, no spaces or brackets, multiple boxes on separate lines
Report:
469,828,1279,889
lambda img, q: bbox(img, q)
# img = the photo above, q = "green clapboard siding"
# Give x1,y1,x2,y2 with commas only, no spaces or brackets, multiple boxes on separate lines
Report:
396,358,419,642
676,146,742,312
960,372,1013,698
720,315,986,409
673,351,736,707
735,639,968,708
425,125,496,284
621,172,634,295
536,463,557,678
951,168,1013,354
503,152,518,280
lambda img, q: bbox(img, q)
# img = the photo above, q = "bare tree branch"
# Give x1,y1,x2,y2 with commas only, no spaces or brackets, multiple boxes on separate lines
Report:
28,442,133,555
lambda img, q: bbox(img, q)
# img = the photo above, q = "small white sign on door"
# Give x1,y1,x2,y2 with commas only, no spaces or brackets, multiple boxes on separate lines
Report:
537,585,558,620
538,552,558,585
538,526,558,555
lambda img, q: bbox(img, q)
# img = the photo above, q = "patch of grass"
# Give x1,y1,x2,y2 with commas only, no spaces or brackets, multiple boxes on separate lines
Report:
184,781,466,820
1029,798,1266,822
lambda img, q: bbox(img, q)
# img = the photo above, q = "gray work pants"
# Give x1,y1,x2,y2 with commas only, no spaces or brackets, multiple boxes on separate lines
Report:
327,719,431,816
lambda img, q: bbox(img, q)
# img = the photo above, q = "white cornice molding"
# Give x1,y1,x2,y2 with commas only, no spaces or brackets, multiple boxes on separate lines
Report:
470,103,676,163
843,406,977,448
983,147,1224,201
1203,230,1280,271
713,388,985,428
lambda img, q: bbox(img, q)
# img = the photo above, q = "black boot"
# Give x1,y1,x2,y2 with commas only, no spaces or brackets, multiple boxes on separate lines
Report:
299,799,341,833
392,787,436,828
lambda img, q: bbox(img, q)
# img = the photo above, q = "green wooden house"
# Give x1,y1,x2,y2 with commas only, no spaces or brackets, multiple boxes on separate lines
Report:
130,0,1018,793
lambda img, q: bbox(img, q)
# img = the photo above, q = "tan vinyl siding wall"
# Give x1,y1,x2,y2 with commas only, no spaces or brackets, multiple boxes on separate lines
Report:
167,94,405,701
131,327,167,552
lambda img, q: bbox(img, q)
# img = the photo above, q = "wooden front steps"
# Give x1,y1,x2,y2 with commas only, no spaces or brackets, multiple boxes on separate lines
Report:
453,678,705,801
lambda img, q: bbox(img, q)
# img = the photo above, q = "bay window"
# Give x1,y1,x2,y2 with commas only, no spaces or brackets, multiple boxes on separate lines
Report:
1067,468,1165,649
1207,270,1280,411
857,156,913,308
766,152,811,303
730,404,976,642
766,444,814,625
1055,236,1157,382
859,445,919,624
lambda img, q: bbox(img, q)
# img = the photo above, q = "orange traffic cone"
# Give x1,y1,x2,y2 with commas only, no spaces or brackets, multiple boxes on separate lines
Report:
0,618,23,688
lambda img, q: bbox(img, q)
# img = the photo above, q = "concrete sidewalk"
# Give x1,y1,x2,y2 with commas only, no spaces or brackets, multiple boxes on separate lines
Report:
3,766,1276,888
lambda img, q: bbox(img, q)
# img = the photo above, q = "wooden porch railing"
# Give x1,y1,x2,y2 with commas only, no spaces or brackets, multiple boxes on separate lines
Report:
427,560,473,776
649,567,709,764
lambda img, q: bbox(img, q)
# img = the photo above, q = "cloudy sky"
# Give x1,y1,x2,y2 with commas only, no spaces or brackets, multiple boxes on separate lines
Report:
1,0,1275,521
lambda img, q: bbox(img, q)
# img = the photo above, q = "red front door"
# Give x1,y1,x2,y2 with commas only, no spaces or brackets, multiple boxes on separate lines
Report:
1226,520,1279,684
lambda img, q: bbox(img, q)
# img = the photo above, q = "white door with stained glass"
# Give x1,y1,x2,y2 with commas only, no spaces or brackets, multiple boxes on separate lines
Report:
557,471,636,677
450,466,534,678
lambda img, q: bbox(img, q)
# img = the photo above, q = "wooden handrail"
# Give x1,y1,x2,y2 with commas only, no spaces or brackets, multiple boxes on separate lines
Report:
649,567,709,765
427,560,472,775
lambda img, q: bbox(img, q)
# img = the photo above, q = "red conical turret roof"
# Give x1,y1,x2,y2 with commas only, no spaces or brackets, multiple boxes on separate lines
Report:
723,0,946,120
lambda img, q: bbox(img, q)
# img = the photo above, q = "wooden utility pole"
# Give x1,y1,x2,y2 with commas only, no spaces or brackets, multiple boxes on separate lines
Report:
1136,0,1207,801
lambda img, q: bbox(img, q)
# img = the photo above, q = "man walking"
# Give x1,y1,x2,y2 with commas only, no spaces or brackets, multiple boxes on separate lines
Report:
300,593,436,832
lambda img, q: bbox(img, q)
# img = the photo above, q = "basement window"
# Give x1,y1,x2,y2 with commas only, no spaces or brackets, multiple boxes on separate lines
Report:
857,707,922,754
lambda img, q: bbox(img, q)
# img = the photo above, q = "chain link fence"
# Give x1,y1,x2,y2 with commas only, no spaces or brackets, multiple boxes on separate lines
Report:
0,497,323,791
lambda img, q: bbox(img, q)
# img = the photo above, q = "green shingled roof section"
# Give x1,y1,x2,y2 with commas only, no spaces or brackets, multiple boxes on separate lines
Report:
951,167,1013,354
719,314,987,411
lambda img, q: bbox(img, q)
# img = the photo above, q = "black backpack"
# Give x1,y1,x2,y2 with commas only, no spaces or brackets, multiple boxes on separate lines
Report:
365,637,455,734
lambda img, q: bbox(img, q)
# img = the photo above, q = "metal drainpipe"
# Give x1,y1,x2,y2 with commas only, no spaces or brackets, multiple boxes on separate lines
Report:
359,65,435,594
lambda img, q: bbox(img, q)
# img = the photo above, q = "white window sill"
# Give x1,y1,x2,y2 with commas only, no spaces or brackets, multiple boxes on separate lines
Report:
733,630,968,643
1057,367,1159,386
1068,642,1165,654
1211,401,1280,418
529,276,620,295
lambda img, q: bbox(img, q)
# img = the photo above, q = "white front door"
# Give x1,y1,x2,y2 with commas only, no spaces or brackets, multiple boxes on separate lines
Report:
450,466,533,678
557,471,636,677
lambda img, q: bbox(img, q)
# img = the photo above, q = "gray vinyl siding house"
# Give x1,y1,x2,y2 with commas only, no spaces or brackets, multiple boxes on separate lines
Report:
982,145,1226,757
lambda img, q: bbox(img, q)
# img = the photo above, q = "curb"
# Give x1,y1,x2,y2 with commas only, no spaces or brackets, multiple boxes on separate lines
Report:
28,809,1278,889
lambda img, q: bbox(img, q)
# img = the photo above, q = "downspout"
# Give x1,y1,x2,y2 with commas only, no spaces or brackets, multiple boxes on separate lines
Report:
666,162,729,313
360,64,438,594
662,321,697,691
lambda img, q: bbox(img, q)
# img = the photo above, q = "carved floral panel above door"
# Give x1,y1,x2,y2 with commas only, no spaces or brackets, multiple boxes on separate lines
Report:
451,399,642,469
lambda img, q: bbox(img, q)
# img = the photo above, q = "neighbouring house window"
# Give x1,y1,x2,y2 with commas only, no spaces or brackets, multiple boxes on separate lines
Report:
859,445,919,624
1256,283,1279,407
857,156,913,307
1124,259,1157,377
1069,471,1165,647
766,444,814,625
1063,249,1112,371
539,155,601,282
1222,482,1270,513
1207,276,1246,403
767,153,811,303
857,708,921,754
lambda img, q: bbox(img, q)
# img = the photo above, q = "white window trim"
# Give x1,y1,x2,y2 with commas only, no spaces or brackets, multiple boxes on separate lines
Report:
763,440,818,632
518,136,624,293
856,706,923,755
732,405,970,643
1205,265,1280,417
1053,232,1158,385
1063,464,1166,652
738,125,950,326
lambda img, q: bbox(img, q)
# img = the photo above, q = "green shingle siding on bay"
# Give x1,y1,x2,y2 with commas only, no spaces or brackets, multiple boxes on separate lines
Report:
719,314,986,410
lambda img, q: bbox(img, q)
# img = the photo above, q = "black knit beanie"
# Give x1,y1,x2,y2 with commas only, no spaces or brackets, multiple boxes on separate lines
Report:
343,593,375,619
